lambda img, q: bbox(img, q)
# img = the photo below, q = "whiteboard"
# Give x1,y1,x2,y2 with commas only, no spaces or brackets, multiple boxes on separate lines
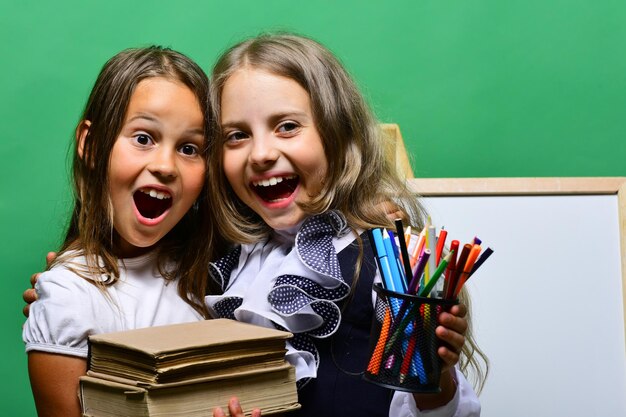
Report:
409,178,626,417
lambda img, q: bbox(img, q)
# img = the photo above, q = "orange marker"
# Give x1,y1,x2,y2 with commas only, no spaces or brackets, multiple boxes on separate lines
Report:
367,308,393,375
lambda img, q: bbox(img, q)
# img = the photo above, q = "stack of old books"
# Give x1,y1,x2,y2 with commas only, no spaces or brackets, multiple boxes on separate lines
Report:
80,318,300,416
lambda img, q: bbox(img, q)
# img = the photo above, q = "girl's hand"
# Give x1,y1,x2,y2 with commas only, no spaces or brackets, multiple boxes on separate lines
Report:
412,303,468,410
435,303,468,373
22,252,56,317
378,200,406,222
213,397,261,417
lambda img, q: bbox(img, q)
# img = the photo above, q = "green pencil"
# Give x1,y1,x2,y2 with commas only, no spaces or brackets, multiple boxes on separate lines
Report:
418,250,454,297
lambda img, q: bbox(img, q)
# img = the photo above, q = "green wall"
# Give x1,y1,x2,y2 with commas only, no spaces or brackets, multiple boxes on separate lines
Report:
2,0,624,414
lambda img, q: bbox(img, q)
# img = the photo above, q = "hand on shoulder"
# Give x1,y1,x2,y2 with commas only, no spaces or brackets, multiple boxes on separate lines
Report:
22,252,57,318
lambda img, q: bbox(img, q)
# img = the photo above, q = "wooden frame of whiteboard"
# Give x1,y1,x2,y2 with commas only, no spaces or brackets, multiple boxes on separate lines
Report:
408,176,626,352
381,123,414,179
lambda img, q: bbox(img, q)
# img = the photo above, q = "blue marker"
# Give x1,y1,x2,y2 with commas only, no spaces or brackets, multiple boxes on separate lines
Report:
371,228,401,316
382,229,407,294
371,228,396,292
387,229,408,291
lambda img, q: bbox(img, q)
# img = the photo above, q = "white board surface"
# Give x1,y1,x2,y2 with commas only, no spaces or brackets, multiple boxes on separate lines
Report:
420,188,625,417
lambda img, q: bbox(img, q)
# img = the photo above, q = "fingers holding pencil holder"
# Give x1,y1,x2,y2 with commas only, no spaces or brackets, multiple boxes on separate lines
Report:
363,283,458,393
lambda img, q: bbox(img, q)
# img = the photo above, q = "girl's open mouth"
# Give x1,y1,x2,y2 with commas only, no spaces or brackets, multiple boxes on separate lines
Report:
251,175,299,202
133,188,172,219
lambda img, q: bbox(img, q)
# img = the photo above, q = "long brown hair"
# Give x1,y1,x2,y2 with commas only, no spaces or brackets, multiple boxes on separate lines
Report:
55,46,221,317
208,33,488,391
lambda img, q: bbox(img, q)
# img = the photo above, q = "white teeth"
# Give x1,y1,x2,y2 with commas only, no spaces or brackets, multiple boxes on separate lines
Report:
140,188,171,200
253,175,296,187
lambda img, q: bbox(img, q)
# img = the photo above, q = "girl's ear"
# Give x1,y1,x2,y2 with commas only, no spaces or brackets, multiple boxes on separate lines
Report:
75,120,91,159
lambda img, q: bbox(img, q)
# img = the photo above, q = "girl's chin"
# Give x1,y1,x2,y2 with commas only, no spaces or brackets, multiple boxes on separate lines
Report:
263,213,307,232
114,235,162,258
114,245,155,258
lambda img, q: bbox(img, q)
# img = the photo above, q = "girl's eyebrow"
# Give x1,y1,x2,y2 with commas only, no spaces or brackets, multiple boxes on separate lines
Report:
221,110,311,128
188,127,206,135
126,113,205,136
270,110,310,121
220,119,242,129
126,113,161,125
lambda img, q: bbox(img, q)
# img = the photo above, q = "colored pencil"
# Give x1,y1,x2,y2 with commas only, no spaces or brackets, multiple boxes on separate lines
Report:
367,308,393,375
394,219,413,289
435,228,448,265
453,244,482,297
418,251,454,297
469,247,494,277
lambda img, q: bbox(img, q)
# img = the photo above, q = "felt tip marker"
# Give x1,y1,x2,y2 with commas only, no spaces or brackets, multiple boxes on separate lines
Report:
382,229,407,293
371,228,397,293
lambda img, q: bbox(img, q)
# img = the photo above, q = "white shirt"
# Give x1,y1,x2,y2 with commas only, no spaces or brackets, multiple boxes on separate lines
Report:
23,252,203,357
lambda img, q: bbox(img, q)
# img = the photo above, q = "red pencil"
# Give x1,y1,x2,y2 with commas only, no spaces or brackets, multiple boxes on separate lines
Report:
435,228,448,265
448,243,471,299
398,324,418,383
453,244,482,297
443,240,460,299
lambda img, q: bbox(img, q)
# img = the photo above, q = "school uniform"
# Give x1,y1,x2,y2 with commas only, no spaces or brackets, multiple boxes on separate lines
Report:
206,211,480,417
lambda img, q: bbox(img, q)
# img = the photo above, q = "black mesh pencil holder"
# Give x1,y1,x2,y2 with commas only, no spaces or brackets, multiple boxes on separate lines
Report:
363,283,458,393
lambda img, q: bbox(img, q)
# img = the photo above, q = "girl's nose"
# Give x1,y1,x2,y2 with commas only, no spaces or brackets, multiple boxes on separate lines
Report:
249,136,279,168
148,148,177,179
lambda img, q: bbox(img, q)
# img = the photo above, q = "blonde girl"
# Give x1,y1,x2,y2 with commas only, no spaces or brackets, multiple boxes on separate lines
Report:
205,33,487,417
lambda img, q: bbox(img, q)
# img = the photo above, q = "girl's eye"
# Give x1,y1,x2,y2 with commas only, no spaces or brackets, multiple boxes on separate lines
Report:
179,144,199,156
224,131,249,142
277,122,299,133
134,134,153,146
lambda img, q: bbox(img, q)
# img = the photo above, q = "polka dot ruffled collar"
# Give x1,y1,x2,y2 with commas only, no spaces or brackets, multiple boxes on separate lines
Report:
205,211,352,383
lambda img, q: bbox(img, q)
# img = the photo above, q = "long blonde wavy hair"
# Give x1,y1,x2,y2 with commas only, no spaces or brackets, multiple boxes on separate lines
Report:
208,33,488,392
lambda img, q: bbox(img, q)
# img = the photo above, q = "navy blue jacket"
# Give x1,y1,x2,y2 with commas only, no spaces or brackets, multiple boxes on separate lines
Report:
295,233,394,417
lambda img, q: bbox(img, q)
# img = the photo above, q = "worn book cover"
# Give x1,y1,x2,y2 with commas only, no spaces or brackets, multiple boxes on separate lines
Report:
80,364,300,417
87,319,293,383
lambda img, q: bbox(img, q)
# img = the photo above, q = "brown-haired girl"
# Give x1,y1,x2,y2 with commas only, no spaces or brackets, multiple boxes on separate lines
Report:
22,46,229,417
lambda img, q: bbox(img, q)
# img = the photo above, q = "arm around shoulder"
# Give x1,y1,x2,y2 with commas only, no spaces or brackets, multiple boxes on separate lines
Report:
28,351,87,417
23,268,111,356
23,268,104,416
